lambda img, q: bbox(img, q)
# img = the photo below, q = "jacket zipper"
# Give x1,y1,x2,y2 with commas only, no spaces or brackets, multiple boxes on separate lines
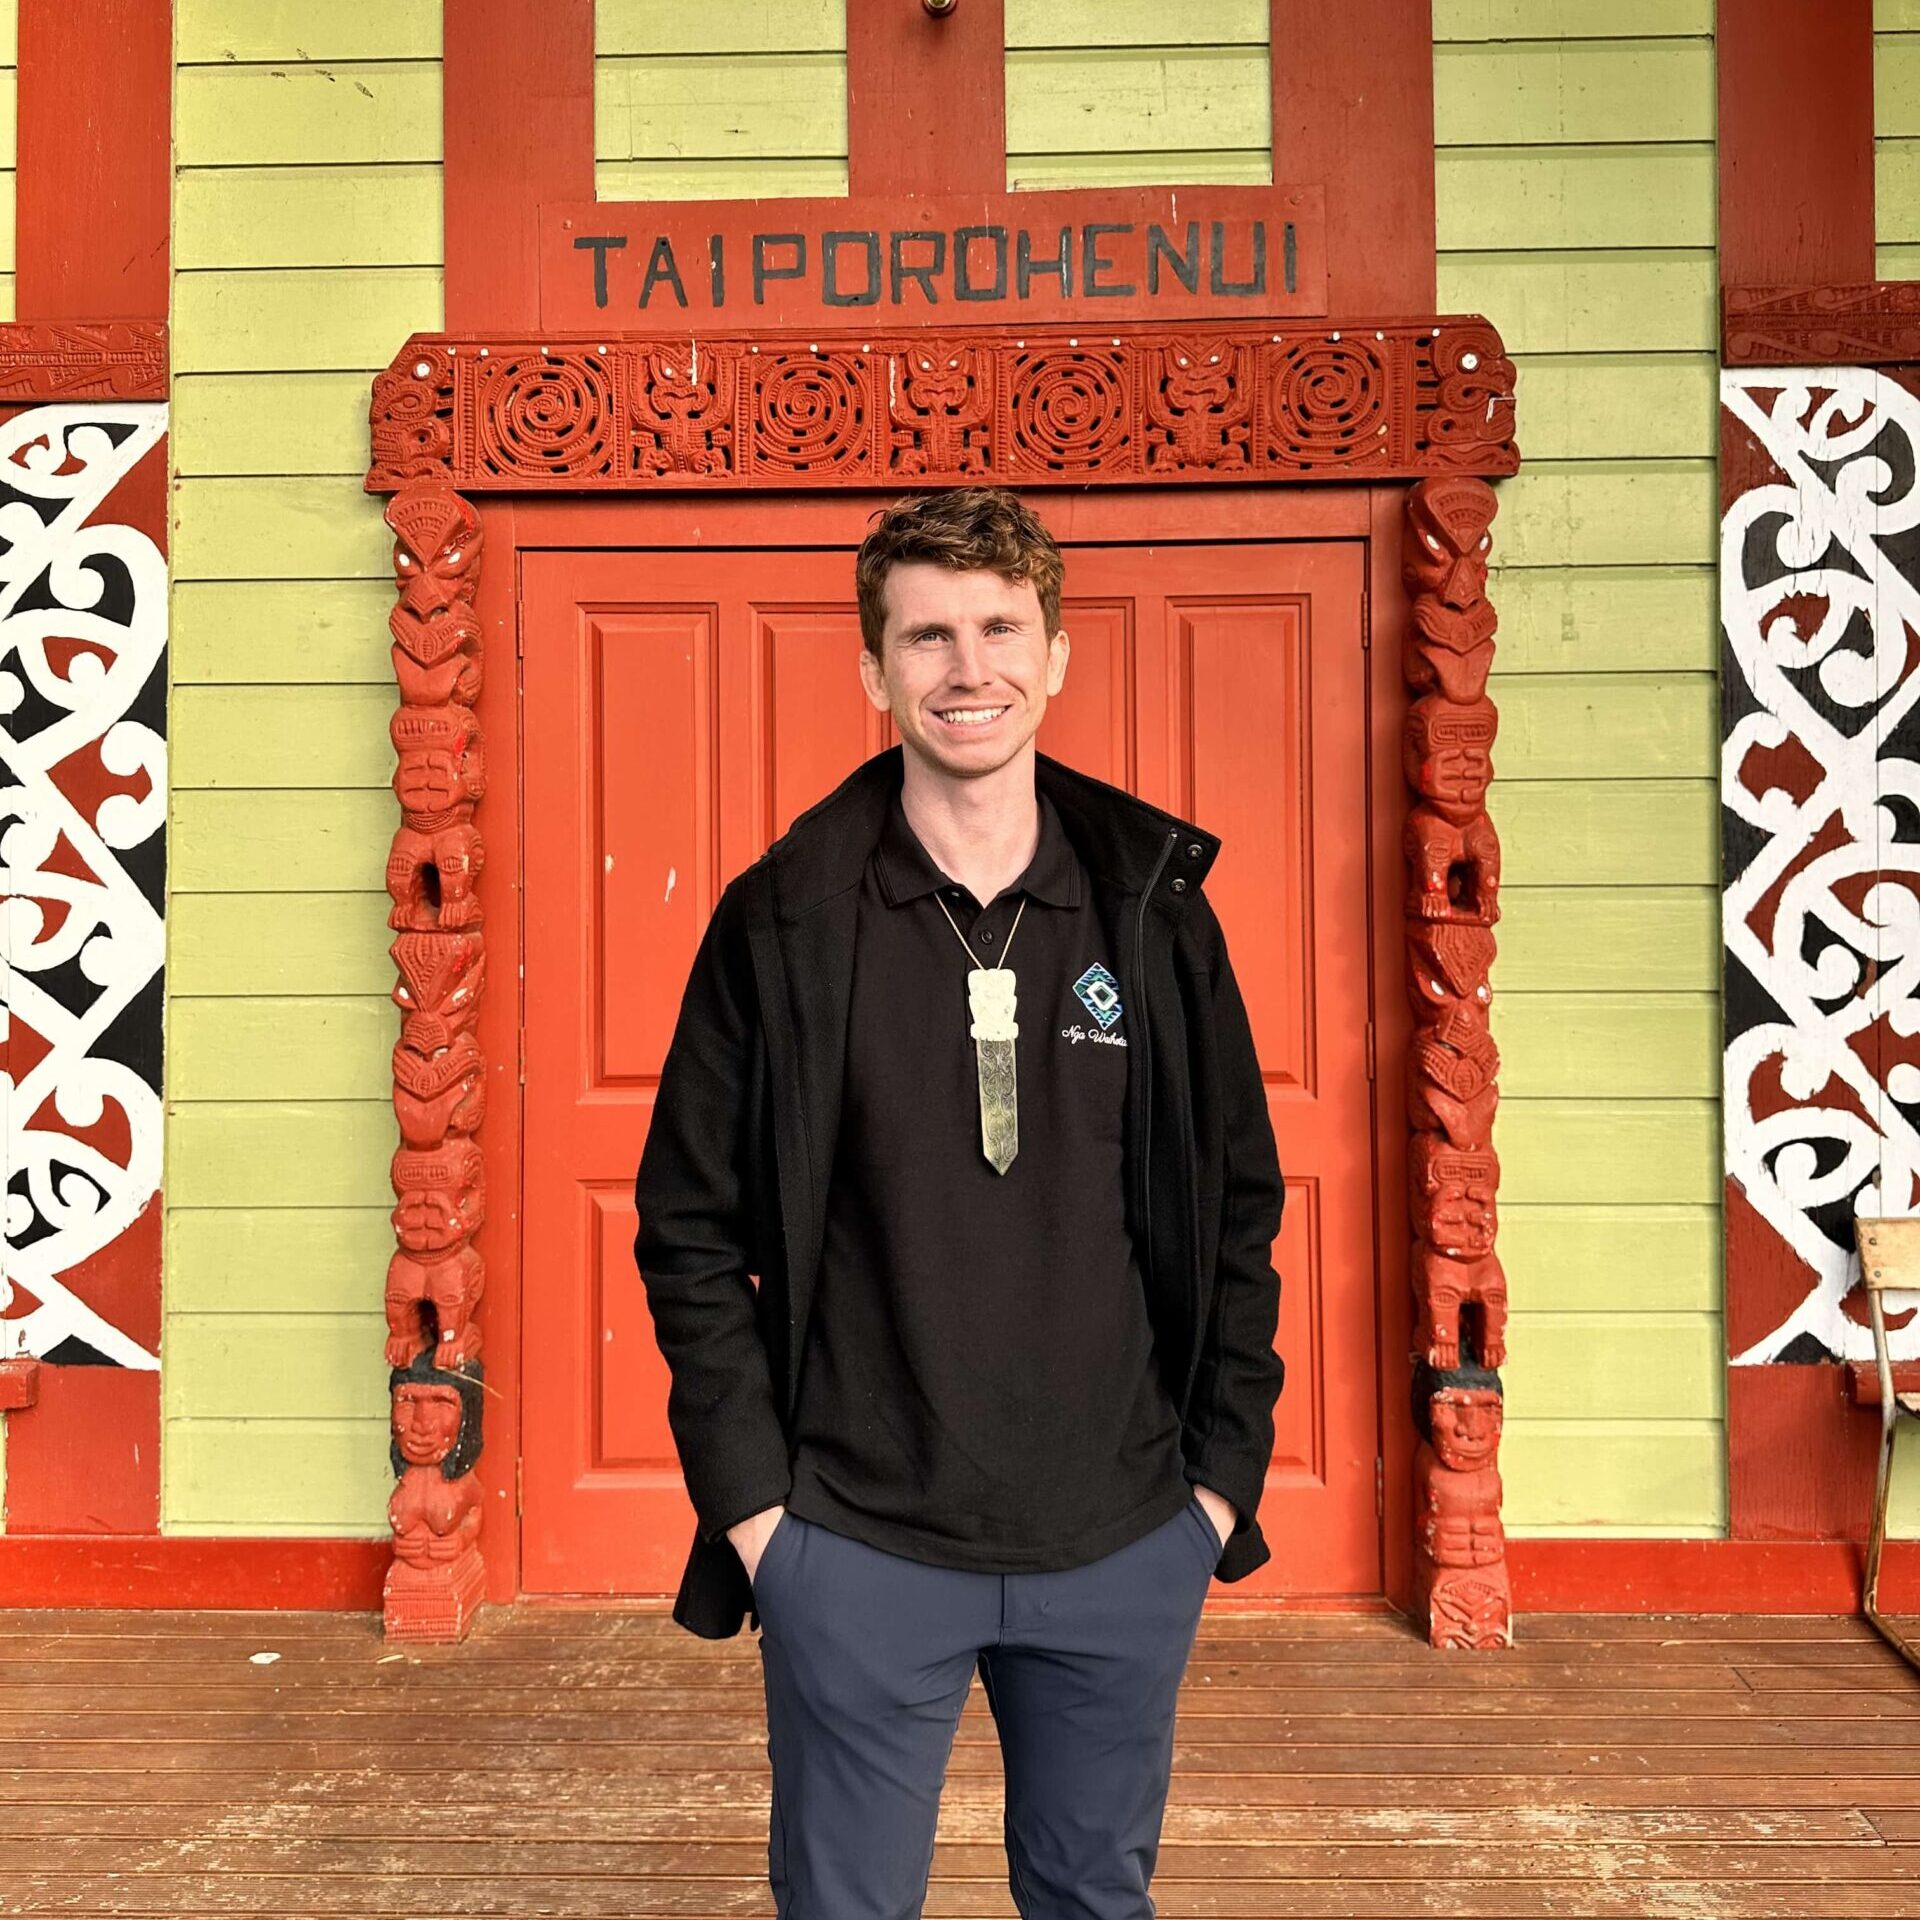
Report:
1134,826,1180,1409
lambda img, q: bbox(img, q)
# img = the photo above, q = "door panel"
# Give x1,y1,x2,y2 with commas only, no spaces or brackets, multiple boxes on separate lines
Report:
520,540,1378,1596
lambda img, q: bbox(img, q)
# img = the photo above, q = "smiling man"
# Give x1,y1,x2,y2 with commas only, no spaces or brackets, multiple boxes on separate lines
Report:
633,486,1286,1919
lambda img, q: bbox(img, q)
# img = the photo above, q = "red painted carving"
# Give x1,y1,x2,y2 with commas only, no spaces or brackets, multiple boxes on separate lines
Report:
385,1368,486,1642
364,320,1517,494
1412,1386,1512,1649
1403,476,1511,1650
382,478,489,1642
0,321,166,400
1722,282,1920,366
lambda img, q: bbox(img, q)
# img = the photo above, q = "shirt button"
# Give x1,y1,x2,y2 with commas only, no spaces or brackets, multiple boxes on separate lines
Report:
978,928,996,944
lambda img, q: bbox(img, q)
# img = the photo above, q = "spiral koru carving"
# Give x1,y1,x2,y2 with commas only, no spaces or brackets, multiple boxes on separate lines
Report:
749,353,872,474
1008,350,1131,476
472,353,618,482
1263,339,1389,467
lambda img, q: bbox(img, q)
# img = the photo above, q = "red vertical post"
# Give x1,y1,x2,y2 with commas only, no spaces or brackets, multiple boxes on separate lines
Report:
16,0,170,318
1717,0,1875,289
1270,0,1436,313
444,0,596,328
847,0,1005,197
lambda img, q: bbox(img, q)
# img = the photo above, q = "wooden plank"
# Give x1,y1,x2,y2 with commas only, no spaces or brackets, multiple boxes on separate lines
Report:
594,51,846,159
1875,139,1920,240
1500,1205,1721,1311
174,165,441,268
169,791,394,892
1877,31,1920,132
1490,993,1720,1097
1486,566,1717,674
161,1319,390,1424
1437,146,1715,251
176,0,441,62
170,580,395,679
164,1422,391,1532
1005,47,1268,156
171,267,443,373
169,894,395,995
1495,1098,1719,1204
168,998,393,1101
1435,39,1714,146
165,1208,395,1315
172,478,397,581
1007,150,1272,190
1438,250,1716,352
1494,888,1720,991
596,0,846,54
176,60,439,167
1502,1315,1724,1422
1436,0,1714,34
1511,354,1717,462
1879,0,1920,27
173,376,390,480
1492,671,1715,779
173,686,393,788
1492,778,1717,886
1488,461,1717,568
1007,1,1265,44
164,1101,392,1207
1504,1422,1724,1530
594,155,850,199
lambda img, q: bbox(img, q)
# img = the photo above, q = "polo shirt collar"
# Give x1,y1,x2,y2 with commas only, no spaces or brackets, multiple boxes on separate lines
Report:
874,785,1081,909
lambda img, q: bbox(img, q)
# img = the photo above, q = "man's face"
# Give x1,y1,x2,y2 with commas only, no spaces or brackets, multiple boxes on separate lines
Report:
857,562,1069,782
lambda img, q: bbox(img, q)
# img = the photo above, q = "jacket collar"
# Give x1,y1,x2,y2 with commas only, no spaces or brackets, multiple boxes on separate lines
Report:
763,744,1221,924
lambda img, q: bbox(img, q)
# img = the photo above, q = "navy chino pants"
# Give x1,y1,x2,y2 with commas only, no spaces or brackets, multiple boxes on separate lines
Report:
750,1490,1222,1919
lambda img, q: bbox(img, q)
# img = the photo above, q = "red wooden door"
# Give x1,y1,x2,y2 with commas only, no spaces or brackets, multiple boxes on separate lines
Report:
519,539,1378,1596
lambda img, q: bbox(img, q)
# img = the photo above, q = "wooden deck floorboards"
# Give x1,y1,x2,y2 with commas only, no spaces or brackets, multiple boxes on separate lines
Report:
0,1606,1915,1916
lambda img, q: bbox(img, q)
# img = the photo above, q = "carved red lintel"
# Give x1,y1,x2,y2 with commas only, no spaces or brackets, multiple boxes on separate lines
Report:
0,321,167,400
1723,283,1920,366
365,318,1516,493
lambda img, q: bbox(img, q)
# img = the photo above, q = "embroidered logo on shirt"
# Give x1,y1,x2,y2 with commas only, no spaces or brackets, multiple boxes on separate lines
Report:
1072,962,1123,1030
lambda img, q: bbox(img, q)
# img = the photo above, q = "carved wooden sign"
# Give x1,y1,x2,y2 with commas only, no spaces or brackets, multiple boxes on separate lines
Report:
539,186,1327,330
366,318,1516,494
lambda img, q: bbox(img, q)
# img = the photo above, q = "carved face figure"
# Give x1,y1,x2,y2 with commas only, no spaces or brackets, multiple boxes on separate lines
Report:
1404,479,1494,608
389,489,483,622
1412,1135,1499,1257
391,1381,465,1467
1404,697,1495,813
859,564,1070,789
1430,1388,1503,1470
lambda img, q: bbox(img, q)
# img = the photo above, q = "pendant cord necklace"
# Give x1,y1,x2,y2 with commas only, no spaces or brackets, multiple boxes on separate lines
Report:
932,890,1029,1172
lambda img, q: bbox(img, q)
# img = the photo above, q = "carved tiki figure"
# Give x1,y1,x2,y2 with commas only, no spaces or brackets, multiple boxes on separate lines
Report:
386,1243,487,1369
385,1358,487,1641
1413,1384,1512,1650
391,1137,487,1257
1411,1242,1509,1371
1403,475,1498,703
391,929,487,1054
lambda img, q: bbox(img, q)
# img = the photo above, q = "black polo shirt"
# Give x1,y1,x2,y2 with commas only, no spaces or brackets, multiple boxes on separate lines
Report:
781,782,1194,1571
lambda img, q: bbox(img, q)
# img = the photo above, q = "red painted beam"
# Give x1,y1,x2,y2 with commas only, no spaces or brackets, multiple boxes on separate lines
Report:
847,0,1004,197
0,1538,390,1610
1509,1538,1920,1616
444,0,595,329
16,0,170,318
1717,0,1875,289
1271,0,1435,313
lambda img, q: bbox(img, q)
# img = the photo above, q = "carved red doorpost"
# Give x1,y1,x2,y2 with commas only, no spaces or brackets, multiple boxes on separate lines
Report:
380,481,490,1641
1401,477,1511,1648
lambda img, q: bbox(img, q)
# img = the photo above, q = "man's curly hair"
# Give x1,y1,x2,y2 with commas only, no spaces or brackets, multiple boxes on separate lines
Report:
854,487,1065,656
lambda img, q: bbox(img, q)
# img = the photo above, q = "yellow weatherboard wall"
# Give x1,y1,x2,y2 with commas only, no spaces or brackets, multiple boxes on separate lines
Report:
163,0,444,1535
595,0,847,200
1435,2,1723,1535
